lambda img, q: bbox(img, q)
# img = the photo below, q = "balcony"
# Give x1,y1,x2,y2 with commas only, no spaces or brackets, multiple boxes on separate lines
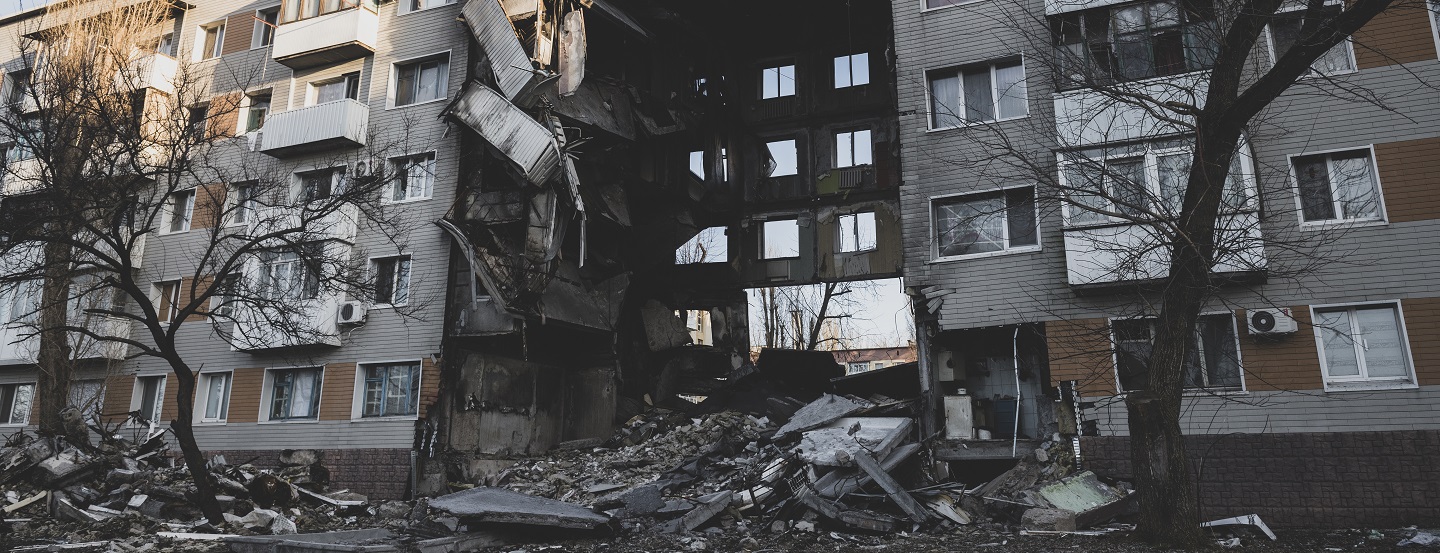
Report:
258,99,368,158
271,6,378,70
116,52,178,94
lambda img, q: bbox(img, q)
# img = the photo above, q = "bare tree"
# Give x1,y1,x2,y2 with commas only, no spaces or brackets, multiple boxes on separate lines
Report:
0,0,430,523
916,0,1423,544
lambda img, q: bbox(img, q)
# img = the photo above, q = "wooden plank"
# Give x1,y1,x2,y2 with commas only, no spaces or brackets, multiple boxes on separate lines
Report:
853,450,929,524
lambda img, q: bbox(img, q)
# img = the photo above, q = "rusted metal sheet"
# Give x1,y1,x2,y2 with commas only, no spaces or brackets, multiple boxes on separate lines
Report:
446,81,560,186
557,9,586,96
462,0,538,101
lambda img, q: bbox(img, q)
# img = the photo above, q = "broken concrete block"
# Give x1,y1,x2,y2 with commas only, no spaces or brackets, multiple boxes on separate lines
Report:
429,487,610,530
773,394,872,440
1021,508,1077,532
618,485,664,518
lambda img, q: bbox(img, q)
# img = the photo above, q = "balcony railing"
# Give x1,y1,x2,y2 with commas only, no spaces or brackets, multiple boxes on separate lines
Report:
272,5,378,70
258,99,368,158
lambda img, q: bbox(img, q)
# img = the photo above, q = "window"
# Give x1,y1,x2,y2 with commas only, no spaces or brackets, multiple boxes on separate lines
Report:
761,64,796,99
934,187,1037,258
765,139,798,177
400,0,455,14
201,23,225,60
835,129,873,168
253,7,279,48
676,226,728,264
3,70,27,105
1062,139,1252,225
1292,148,1382,224
0,383,33,425
389,153,435,201
245,94,270,133
268,367,321,421
199,372,231,422
261,245,321,301
838,211,877,253
760,219,800,259
134,375,165,424
372,255,411,306
1314,303,1415,388
167,189,195,232
1269,3,1355,75
311,72,360,105
929,60,1027,128
834,53,870,88
361,363,420,417
394,55,449,106
280,0,372,24
297,167,344,203
1113,314,1242,392
155,280,181,324
1051,0,1217,88
226,181,258,226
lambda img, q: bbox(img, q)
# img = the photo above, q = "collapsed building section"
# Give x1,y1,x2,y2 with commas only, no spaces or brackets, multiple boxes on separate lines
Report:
432,0,901,483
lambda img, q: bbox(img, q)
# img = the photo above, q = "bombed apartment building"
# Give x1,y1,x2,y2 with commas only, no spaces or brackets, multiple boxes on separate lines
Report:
434,0,902,485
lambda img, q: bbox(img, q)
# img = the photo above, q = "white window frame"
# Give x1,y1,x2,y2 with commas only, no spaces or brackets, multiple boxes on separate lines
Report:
153,279,182,325
1108,312,1248,395
195,371,233,424
386,152,436,202
833,52,870,88
1310,301,1418,392
925,57,1029,130
129,374,166,426
0,382,34,426
388,51,452,109
352,360,424,420
929,184,1041,262
251,6,281,49
259,366,324,423
836,211,877,253
760,64,796,99
758,218,801,260
398,0,456,15
370,254,412,307
197,21,225,61
1058,139,1258,227
164,188,196,234
1264,1,1357,77
1286,144,1388,228
834,129,873,168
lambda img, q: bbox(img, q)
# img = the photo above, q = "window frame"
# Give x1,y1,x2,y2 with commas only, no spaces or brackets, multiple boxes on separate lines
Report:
1264,1,1357,77
386,151,437,202
1108,312,1247,394
833,52,870,88
0,382,34,426
925,57,1029,130
370,254,412,307
196,371,233,424
759,63,797,100
929,184,1041,262
758,217,801,260
1286,144,1387,228
354,361,423,419
262,366,324,422
1310,301,1418,392
836,210,878,254
252,6,281,49
389,52,452,109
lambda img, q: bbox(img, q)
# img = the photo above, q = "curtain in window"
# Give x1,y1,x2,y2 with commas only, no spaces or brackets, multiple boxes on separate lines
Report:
929,74,961,128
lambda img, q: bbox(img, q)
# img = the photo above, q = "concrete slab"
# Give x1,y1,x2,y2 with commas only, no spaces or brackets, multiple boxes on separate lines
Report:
429,487,610,530
774,394,872,440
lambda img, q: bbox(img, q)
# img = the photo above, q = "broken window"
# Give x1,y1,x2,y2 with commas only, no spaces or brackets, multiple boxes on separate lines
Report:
760,219,800,259
199,372,231,422
834,129,873,168
311,72,360,105
154,280,182,324
1113,314,1243,392
166,189,195,233
834,53,870,88
133,375,165,424
1314,303,1414,387
1051,0,1217,88
1269,3,1355,75
268,367,322,421
362,363,420,417
761,64,796,99
372,255,412,306
394,54,450,106
0,383,33,425
676,226,728,264
933,187,1037,258
389,152,436,201
837,211,877,253
765,139,798,177
928,60,1027,128
1293,149,1382,224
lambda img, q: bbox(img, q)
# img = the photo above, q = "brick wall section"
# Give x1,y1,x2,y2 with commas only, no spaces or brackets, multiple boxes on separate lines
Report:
205,447,412,500
1353,4,1438,70
1375,137,1440,224
1081,431,1440,528
1236,307,1325,392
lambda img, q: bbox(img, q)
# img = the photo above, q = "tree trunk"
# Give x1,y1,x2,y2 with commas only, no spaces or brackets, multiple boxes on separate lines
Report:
166,363,225,524
34,239,74,436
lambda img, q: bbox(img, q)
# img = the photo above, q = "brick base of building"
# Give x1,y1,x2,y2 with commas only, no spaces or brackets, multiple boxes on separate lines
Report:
1081,430,1440,528
205,448,413,500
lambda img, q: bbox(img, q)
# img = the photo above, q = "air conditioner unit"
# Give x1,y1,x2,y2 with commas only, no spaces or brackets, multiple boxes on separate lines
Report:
337,300,367,325
1248,308,1297,335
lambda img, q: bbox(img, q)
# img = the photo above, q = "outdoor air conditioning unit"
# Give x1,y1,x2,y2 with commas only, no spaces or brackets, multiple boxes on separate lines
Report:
337,300,367,325
1248,308,1297,335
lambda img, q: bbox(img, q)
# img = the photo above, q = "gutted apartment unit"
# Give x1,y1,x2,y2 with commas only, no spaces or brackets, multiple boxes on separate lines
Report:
894,0,1440,526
